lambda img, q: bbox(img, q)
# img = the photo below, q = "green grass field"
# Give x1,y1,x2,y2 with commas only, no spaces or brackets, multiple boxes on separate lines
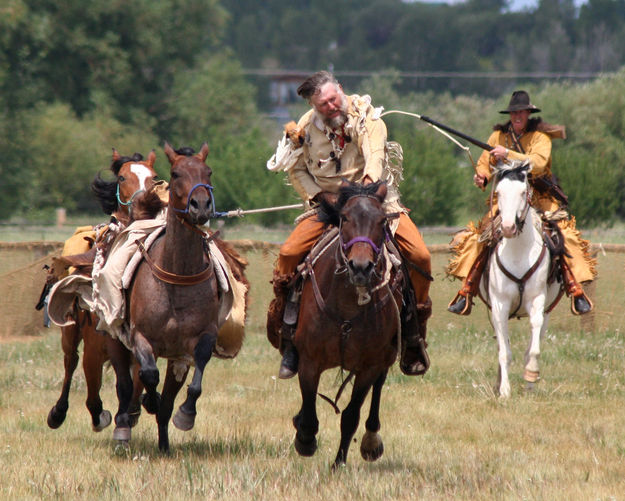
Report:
1,238,625,500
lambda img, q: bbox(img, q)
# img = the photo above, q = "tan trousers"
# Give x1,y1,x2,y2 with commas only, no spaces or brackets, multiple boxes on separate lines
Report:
277,213,431,303
447,197,596,284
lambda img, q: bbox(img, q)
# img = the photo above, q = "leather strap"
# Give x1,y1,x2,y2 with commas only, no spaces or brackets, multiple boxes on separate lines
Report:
137,241,213,286
495,243,547,317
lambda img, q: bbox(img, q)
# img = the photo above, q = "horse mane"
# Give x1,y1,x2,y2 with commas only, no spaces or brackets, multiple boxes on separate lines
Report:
495,160,531,183
110,153,144,176
317,181,386,227
91,174,118,214
174,146,195,156
130,189,167,220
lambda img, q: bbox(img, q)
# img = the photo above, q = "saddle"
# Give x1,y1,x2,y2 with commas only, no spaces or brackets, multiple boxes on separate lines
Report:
282,225,410,329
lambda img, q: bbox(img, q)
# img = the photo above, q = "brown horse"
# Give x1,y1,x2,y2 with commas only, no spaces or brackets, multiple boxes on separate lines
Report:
289,181,406,469
46,149,162,432
110,142,226,453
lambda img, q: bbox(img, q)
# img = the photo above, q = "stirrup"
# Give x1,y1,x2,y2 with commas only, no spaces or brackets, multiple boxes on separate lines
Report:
571,292,593,315
448,292,472,315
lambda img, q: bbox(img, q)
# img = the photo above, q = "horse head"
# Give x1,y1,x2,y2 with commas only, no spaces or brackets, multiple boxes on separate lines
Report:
494,160,532,238
319,180,391,287
164,142,213,226
91,149,160,221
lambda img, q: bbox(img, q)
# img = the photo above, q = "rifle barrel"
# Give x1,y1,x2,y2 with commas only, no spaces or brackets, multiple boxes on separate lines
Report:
420,115,493,152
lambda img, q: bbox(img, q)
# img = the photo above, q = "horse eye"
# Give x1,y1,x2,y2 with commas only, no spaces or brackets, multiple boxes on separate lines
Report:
118,175,125,182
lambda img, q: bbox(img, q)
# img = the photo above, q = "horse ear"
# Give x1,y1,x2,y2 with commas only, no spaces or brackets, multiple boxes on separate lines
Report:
147,150,156,168
112,148,121,162
375,182,387,202
197,143,210,162
163,142,177,165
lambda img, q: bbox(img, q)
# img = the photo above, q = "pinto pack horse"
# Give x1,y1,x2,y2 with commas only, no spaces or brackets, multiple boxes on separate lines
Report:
290,180,407,469
110,142,225,452
479,161,563,398
46,150,162,432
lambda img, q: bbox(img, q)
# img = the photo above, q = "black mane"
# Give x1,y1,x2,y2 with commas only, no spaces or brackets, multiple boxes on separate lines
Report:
175,146,195,156
496,164,529,183
317,180,386,227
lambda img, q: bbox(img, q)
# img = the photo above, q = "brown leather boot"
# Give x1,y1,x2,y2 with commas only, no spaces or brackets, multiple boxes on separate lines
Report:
400,298,432,376
448,246,490,315
266,272,299,379
560,260,593,315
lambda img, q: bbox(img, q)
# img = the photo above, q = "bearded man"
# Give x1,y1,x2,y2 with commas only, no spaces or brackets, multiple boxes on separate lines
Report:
266,71,432,379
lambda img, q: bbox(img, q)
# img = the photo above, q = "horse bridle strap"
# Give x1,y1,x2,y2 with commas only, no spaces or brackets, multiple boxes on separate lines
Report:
495,243,547,317
137,241,213,286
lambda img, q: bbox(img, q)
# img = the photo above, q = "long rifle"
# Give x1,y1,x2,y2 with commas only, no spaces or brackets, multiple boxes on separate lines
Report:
418,115,493,152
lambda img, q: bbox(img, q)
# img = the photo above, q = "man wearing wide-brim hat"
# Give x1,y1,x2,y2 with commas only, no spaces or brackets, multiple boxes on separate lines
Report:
446,90,596,316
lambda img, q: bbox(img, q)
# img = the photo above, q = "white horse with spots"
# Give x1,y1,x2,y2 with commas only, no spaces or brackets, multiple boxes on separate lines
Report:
480,160,562,398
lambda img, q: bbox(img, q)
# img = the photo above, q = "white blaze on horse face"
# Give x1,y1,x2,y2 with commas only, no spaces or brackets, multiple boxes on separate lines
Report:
497,177,527,238
130,163,153,190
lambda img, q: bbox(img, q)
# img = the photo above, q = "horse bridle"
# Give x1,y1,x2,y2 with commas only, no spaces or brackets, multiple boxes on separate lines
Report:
171,182,221,218
116,183,145,208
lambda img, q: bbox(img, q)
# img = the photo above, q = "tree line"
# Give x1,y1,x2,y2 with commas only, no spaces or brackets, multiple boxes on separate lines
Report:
0,0,623,227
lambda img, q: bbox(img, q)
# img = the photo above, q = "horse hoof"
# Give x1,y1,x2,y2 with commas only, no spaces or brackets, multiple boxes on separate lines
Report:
360,431,384,462
172,408,196,431
93,410,112,432
294,433,317,457
523,369,540,383
47,407,66,429
141,392,161,415
331,460,346,472
113,426,131,442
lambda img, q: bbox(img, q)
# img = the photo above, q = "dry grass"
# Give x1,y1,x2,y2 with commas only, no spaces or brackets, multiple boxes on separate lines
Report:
1,247,625,500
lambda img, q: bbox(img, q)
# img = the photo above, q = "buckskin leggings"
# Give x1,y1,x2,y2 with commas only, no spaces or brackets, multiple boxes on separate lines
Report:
276,213,431,303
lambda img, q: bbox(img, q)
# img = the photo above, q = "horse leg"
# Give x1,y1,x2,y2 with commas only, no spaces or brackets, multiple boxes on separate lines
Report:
491,305,512,398
133,333,161,415
172,332,217,434
156,360,189,453
128,363,144,428
360,370,387,462
107,337,134,442
82,327,111,432
47,323,81,429
333,373,375,470
524,307,550,385
293,362,320,457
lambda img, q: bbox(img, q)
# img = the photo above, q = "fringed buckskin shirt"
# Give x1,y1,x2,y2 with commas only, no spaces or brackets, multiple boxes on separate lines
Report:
288,94,402,212
477,127,552,182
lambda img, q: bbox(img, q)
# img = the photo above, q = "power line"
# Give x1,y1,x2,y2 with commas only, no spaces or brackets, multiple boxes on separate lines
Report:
243,68,606,80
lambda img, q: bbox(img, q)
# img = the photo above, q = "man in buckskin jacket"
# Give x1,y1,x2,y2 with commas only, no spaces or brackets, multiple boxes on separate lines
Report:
266,71,432,379
447,90,596,316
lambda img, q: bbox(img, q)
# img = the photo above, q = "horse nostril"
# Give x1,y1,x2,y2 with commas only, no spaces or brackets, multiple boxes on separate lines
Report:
190,199,199,210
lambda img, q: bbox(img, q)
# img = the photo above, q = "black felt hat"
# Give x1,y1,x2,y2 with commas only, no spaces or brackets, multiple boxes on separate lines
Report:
499,90,541,114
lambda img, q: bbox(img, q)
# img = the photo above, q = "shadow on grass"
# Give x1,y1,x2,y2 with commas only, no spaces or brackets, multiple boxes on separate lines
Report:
98,432,291,461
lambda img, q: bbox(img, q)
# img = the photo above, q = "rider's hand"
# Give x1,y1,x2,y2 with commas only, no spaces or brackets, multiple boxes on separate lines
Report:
473,173,487,189
490,145,509,162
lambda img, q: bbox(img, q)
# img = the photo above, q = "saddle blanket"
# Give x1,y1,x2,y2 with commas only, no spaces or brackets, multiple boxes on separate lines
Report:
47,219,246,359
